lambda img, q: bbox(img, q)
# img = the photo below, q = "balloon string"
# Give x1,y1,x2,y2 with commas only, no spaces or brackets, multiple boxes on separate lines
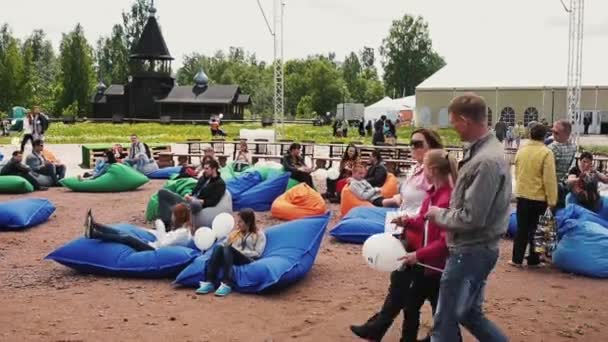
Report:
417,262,444,273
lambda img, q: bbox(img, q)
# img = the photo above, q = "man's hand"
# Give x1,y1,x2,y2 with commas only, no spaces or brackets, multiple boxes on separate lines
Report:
398,252,418,266
184,194,193,202
425,206,442,222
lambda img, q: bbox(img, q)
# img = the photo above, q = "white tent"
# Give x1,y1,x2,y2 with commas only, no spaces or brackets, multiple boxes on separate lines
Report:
364,97,402,122
391,95,416,110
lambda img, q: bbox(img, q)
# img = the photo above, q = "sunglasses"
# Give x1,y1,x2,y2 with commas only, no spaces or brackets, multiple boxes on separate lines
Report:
411,140,425,149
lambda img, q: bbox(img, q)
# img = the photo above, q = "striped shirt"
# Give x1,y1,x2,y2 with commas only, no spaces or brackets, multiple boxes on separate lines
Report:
549,142,577,183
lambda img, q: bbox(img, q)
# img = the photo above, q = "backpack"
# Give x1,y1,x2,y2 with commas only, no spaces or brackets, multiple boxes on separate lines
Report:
39,114,50,133
143,143,152,159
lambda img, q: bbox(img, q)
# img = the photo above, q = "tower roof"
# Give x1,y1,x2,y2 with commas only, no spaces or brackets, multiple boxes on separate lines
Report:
130,15,173,61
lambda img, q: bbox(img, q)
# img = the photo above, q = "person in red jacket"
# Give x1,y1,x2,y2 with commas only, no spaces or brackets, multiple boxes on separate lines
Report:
351,149,460,342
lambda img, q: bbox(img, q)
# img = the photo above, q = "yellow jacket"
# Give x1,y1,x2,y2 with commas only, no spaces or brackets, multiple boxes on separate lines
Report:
514,141,558,206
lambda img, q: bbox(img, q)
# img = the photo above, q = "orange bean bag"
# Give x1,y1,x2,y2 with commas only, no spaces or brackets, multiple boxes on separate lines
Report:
340,173,399,217
271,183,327,220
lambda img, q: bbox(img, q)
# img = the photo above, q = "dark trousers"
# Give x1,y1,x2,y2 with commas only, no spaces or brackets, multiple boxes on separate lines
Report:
291,170,314,188
372,197,385,207
205,245,253,287
20,134,34,152
363,268,416,340
90,223,154,251
55,164,66,181
513,198,547,265
326,178,337,195
403,270,441,342
158,189,186,227
38,164,60,185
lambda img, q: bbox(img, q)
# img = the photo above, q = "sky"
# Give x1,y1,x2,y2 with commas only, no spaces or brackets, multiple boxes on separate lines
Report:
3,0,608,73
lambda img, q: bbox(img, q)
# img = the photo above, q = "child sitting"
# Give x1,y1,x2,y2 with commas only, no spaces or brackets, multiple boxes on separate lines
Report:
349,163,389,207
196,209,266,297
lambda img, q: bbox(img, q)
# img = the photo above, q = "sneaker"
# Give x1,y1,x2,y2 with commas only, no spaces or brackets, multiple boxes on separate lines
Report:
195,281,215,295
214,283,232,297
84,209,93,238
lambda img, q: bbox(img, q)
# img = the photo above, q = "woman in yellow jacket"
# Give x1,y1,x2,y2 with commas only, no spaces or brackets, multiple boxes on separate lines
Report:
511,123,557,267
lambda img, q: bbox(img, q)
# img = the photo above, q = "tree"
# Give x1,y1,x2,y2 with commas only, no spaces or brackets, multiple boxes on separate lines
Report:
0,24,27,112
96,24,129,84
380,15,445,97
58,24,95,115
22,29,58,110
122,0,150,52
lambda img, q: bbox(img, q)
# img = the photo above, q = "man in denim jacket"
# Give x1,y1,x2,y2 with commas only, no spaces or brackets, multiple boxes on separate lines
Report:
426,93,510,342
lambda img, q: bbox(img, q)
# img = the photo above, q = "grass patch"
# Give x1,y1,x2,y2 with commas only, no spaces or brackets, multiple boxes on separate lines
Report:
0,122,463,146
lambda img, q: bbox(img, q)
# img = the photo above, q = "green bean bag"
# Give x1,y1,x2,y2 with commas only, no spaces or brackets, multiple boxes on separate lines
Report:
60,164,149,192
287,178,299,190
145,177,198,222
0,176,34,194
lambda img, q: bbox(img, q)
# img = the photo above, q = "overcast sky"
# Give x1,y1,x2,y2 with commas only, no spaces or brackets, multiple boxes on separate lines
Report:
3,0,608,71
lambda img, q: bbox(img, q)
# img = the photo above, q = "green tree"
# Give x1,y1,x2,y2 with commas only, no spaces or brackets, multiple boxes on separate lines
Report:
296,95,314,118
122,0,150,52
380,15,445,97
22,29,58,110
0,24,27,112
58,24,95,115
307,58,345,116
96,24,129,84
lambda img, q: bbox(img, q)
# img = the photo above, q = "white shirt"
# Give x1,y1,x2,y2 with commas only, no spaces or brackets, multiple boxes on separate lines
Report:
149,220,192,249
399,164,431,216
22,118,33,134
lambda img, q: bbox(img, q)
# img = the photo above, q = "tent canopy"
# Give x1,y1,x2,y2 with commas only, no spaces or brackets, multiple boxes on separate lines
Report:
364,96,414,122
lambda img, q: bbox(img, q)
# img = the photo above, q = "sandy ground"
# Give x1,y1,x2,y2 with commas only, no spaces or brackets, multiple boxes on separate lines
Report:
0,181,607,342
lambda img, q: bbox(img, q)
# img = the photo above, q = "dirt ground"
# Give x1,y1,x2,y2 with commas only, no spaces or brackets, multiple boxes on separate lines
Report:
0,181,607,342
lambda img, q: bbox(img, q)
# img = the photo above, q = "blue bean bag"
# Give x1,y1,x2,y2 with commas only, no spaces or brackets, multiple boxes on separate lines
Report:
553,219,608,278
0,198,55,230
506,212,518,238
233,172,291,211
146,166,182,179
174,213,330,292
46,224,200,278
565,193,608,218
556,204,608,236
226,171,263,196
330,206,396,244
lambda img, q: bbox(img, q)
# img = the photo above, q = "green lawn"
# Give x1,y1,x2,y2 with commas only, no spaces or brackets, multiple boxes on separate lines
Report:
0,122,464,146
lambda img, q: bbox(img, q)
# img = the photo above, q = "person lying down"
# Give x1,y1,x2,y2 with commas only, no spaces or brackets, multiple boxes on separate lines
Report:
349,163,393,207
83,203,194,251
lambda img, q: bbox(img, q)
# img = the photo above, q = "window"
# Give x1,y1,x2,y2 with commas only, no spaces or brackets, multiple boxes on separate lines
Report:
487,107,493,127
523,107,539,126
500,107,516,126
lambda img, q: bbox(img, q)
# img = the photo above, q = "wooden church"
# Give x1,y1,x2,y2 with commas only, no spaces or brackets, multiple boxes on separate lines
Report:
91,3,250,121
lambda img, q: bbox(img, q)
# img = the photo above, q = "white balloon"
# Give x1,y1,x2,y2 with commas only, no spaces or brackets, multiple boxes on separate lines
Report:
212,213,235,239
219,113,224,119
194,227,216,251
362,233,406,272
327,168,340,180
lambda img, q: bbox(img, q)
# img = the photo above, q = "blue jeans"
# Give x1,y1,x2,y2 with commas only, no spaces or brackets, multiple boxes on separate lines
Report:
123,155,149,172
431,246,507,342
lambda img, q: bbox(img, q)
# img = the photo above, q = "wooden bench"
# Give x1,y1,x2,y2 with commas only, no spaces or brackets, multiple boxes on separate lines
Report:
158,152,229,168
81,143,172,168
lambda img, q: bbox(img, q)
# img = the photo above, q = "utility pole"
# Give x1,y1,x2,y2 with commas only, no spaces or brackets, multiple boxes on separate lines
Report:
561,0,584,142
257,0,285,139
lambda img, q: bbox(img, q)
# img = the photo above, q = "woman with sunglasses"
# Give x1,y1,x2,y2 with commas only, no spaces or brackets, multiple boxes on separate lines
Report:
382,128,444,214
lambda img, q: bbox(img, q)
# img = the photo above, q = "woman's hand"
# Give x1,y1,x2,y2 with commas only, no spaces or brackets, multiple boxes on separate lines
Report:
398,252,418,265
391,215,409,227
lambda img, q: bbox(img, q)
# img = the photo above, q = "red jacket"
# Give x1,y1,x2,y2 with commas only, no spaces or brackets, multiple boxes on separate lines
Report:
402,184,452,276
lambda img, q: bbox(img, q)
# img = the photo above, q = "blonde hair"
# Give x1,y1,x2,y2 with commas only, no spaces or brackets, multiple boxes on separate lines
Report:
424,149,458,184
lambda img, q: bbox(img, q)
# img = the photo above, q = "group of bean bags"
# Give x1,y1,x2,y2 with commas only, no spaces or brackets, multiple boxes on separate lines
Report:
339,173,399,217
0,198,55,230
47,213,330,293
330,206,395,243
61,164,149,192
553,204,608,278
229,171,291,211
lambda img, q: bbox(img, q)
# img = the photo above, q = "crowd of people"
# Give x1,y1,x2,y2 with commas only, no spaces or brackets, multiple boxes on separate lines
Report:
332,116,397,146
3,95,606,338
